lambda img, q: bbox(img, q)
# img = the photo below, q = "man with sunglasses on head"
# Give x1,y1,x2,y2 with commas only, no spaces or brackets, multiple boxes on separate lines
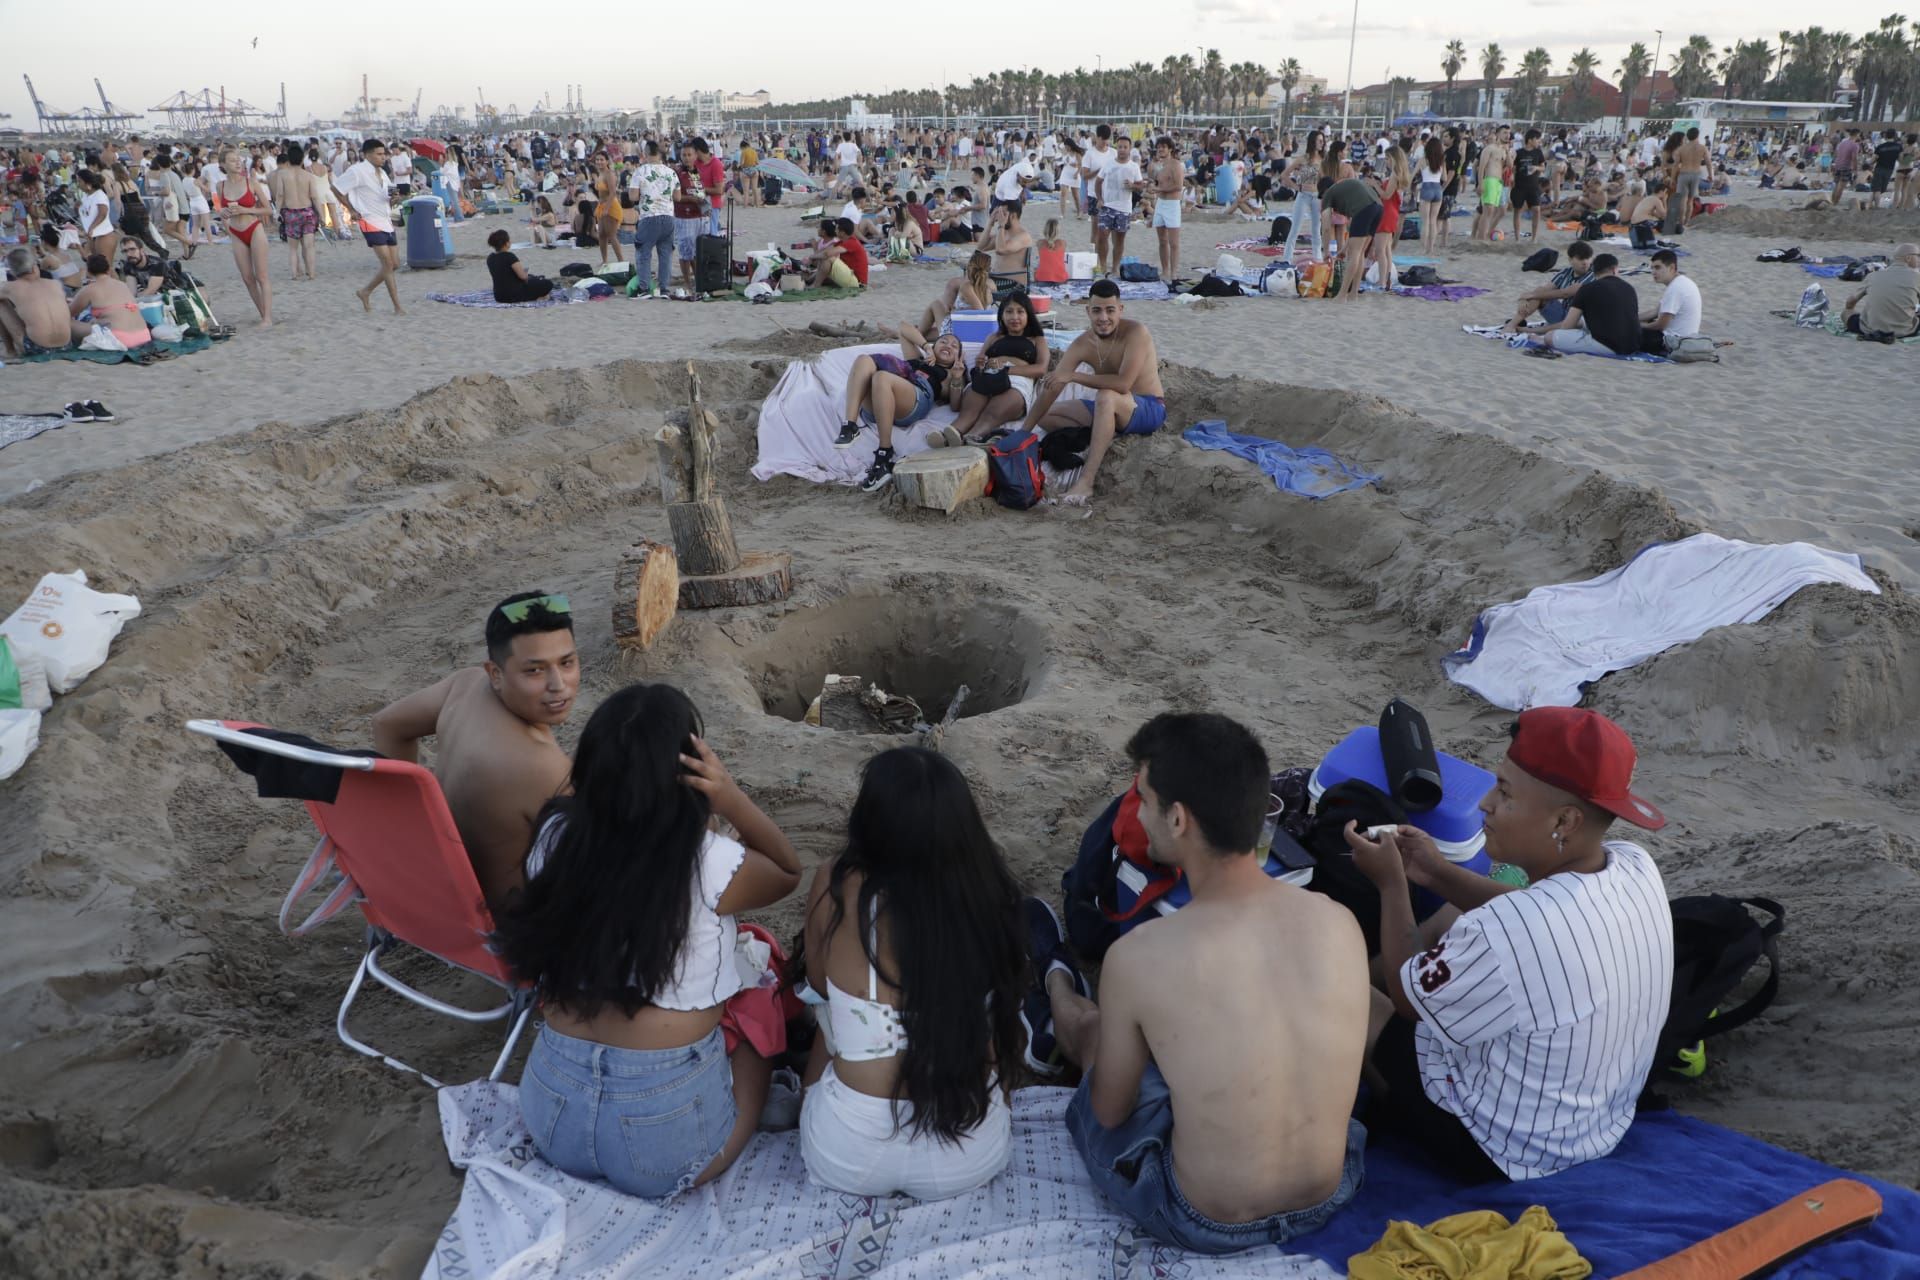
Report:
372,591,580,906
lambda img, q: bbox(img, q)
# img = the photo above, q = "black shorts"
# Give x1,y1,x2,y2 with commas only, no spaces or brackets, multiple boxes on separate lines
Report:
1870,170,1893,193
1348,202,1384,239
1513,183,1543,209
1367,1018,1506,1184
362,230,397,247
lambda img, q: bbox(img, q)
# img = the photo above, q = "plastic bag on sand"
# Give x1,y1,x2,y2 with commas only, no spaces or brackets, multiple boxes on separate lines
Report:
0,571,143,694
0,708,40,781
79,324,127,353
0,637,52,711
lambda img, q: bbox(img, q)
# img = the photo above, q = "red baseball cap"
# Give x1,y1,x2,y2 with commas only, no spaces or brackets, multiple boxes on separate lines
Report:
1507,707,1666,830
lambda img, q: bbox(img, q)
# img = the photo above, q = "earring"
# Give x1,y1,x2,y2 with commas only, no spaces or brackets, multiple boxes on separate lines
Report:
1552,830,1564,850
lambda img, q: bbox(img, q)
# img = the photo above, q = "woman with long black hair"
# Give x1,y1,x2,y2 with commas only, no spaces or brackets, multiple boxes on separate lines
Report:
948,290,1049,445
493,683,802,1199
797,747,1028,1199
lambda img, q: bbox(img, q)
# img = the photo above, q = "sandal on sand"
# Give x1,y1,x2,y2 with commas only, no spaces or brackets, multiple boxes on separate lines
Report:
927,424,964,448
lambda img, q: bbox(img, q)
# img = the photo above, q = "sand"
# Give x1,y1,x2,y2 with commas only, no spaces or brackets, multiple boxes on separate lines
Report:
2,188,1918,1277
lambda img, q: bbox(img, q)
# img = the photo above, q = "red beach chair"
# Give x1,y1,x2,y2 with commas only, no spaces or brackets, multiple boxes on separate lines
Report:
188,718,533,1087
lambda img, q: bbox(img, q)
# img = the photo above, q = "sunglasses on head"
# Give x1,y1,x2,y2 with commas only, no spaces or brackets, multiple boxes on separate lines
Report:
499,593,571,623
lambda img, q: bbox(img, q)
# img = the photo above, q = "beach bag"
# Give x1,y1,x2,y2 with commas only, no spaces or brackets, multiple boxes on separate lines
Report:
1192,273,1247,297
984,430,1045,509
1398,265,1440,287
1630,221,1658,250
1059,786,1166,961
1119,261,1159,282
1300,779,1411,956
1297,260,1334,298
1794,283,1830,328
0,637,52,712
1669,335,1720,363
1580,213,1606,240
1040,425,1091,471
1213,253,1244,276
1258,263,1296,295
0,571,142,694
1650,896,1783,1090
1266,213,1292,246
558,262,594,278
0,708,40,782
1522,247,1558,272
1757,246,1803,263
967,365,1013,398
762,175,783,204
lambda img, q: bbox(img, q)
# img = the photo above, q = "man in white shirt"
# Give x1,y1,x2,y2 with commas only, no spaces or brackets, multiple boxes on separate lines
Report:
993,152,1037,213
1639,249,1702,354
834,134,862,191
1095,134,1142,277
330,139,402,314
1346,706,1674,1183
390,143,415,197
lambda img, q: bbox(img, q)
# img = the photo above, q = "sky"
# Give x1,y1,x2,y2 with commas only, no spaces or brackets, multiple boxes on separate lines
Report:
1,0,1893,130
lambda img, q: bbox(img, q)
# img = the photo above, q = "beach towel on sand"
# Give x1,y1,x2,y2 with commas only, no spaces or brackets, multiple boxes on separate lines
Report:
1183,420,1378,498
426,1084,1920,1280
425,289,591,309
1443,532,1881,709
1395,284,1487,302
1462,326,1671,363
0,413,73,450
427,1083,1341,1280
9,334,212,364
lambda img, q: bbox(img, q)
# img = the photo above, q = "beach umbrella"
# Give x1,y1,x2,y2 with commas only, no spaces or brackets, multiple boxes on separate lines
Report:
410,138,449,160
758,156,819,192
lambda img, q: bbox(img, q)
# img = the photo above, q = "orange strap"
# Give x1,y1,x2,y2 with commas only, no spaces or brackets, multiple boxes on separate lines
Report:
1616,1179,1881,1280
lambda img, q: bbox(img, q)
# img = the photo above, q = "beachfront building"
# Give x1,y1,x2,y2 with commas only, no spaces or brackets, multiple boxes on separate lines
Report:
651,90,773,132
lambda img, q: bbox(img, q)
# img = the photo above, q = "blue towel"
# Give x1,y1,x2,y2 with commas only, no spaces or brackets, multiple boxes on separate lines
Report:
1801,263,1850,277
1298,1111,1920,1277
1182,420,1378,499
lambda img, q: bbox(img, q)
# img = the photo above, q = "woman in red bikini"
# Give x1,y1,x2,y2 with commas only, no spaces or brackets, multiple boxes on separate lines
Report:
218,145,275,326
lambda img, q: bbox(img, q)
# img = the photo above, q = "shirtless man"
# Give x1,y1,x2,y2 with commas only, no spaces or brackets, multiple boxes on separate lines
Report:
1668,128,1711,234
1148,137,1185,285
1034,712,1369,1252
0,250,76,357
1473,126,1511,243
979,201,1034,280
1017,279,1166,513
370,591,579,905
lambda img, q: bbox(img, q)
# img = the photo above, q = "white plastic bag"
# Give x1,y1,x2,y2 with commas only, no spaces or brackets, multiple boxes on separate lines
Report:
0,637,52,711
0,708,40,781
1214,253,1244,276
0,571,143,694
79,325,127,353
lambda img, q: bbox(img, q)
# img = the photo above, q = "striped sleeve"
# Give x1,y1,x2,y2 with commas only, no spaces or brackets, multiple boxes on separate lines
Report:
1401,914,1519,1049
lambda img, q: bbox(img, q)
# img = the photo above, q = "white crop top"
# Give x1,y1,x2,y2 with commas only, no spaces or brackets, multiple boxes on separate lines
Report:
525,816,748,1012
801,899,910,1062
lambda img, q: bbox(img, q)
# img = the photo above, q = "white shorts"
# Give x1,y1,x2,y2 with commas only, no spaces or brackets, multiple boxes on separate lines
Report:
1151,201,1182,229
189,196,210,215
1008,374,1037,411
800,1063,1010,1201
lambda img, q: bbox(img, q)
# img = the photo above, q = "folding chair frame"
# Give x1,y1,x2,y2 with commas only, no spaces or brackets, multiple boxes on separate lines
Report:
338,926,534,1089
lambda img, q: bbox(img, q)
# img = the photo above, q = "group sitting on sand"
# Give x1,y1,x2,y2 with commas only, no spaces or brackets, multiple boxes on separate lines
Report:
367,591,1678,1249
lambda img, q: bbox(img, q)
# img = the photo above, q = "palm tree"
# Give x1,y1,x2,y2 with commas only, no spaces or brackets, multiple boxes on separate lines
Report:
1669,34,1719,100
1479,43,1506,117
1277,57,1301,130
1202,48,1227,113
1722,39,1775,99
1442,39,1466,115
1617,42,1652,119
1509,46,1551,119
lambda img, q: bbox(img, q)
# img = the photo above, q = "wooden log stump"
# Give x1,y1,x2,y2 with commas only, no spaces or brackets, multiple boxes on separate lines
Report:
893,446,990,514
668,500,742,577
611,541,680,650
678,551,794,610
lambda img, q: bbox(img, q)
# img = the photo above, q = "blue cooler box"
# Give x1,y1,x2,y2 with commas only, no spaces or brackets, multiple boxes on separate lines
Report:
1308,726,1494,876
948,309,998,348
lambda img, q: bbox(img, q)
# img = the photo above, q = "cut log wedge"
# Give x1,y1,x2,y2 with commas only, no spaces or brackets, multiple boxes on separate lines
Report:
612,541,680,650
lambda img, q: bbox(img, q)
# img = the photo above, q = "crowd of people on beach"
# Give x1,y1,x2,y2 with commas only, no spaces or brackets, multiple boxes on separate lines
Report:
361,590,1678,1252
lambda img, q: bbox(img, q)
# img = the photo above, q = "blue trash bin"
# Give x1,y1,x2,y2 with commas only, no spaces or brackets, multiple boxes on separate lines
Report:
404,196,452,269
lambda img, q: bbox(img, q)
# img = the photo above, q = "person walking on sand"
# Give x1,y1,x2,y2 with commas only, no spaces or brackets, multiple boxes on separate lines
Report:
332,139,402,315
269,143,323,282
217,146,275,327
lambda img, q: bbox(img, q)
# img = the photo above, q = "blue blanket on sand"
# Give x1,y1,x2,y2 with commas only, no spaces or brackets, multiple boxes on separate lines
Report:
1299,1111,1920,1277
1183,420,1379,498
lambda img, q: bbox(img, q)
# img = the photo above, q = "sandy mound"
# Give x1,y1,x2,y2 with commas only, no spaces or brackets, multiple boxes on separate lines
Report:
2,354,1916,1276
1693,203,1920,242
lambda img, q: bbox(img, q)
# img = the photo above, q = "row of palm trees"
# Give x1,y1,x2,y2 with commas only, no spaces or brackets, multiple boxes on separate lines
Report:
1438,20,1920,124
738,51,1309,127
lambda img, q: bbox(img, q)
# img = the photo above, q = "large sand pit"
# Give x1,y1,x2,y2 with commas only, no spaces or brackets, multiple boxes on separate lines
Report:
2,354,1917,1276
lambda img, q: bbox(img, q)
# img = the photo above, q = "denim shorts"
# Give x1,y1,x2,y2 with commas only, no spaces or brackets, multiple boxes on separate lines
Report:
1420,181,1444,203
1067,1064,1365,1255
859,373,935,429
674,217,705,260
519,1022,735,1200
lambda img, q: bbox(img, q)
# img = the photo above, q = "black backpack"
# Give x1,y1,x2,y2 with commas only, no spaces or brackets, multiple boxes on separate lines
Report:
1648,896,1784,1096
1580,213,1606,241
1266,213,1293,246
1299,780,1410,957
1522,248,1559,273
1630,221,1659,250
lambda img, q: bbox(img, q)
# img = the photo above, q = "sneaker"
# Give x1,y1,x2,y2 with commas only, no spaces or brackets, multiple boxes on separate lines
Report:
85,401,114,423
859,449,895,493
1019,897,1088,1076
832,420,864,449
61,402,93,421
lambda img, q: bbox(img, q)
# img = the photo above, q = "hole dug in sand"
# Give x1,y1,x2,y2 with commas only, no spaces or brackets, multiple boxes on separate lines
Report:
745,592,1045,730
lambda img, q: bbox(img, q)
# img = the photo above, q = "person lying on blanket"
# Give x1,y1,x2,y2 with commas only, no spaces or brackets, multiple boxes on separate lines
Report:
1536,254,1643,357
371,591,579,906
1348,707,1674,1183
796,747,1027,1200
834,327,964,490
1031,712,1371,1253
1841,242,1920,339
0,249,77,357
1498,239,1594,334
1017,279,1166,514
493,683,804,1200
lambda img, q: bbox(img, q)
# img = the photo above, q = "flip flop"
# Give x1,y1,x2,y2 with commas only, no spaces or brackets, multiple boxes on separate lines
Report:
1048,493,1094,518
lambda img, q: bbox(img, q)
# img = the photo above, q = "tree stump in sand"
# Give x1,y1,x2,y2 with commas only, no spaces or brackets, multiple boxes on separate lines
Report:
649,364,795,609
612,541,680,650
894,446,990,514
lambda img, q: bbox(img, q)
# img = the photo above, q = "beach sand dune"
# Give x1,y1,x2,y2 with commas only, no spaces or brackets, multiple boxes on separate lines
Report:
2,201,1918,1276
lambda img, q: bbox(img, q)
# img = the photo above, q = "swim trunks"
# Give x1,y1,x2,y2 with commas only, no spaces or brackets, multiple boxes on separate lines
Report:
1481,177,1505,207
281,206,319,240
1347,202,1384,239
1151,201,1182,229
1096,206,1132,233
1123,394,1167,435
362,230,397,247
19,335,60,357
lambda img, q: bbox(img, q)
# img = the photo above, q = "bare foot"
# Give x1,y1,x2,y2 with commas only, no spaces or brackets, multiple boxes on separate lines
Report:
356,288,373,312
390,304,405,316
259,318,273,328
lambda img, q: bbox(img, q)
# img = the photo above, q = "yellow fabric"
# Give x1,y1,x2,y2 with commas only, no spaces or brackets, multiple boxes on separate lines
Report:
1349,1205,1592,1280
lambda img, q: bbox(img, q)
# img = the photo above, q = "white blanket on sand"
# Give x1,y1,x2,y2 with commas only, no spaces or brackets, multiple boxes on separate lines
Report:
1442,532,1881,709
427,1081,1341,1280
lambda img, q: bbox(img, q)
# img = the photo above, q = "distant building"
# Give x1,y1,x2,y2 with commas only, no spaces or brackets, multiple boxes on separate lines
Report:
1262,74,1329,110
651,89,772,130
